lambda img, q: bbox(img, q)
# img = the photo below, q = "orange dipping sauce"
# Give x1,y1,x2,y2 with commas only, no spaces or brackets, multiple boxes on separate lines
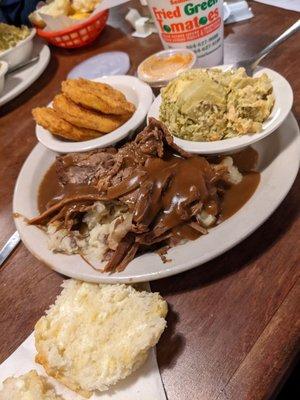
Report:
138,49,196,86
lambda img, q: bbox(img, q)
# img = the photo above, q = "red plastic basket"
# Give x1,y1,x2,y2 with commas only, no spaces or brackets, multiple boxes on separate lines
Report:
36,10,109,49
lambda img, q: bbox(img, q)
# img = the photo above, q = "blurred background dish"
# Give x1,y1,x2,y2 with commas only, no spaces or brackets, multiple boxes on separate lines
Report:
67,51,130,79
0,39,50,107
29,0,103,28
0,61,8,95
0,28,36,69
35,9,109,48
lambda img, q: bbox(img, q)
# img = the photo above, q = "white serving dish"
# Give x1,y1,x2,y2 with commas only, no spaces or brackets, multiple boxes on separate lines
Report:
0,39,50,107
148,66,293,155
13,112,300,283
36,75,154,153
0,61,8,94
0,28,36,69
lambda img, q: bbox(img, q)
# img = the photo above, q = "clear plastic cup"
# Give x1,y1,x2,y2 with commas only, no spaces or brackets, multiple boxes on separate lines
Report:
137,48,196,87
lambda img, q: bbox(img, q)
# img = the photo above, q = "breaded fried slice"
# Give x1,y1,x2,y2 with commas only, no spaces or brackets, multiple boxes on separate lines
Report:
61,78,136,115
53,94,130,133
32,107,103,141
35,280,168,398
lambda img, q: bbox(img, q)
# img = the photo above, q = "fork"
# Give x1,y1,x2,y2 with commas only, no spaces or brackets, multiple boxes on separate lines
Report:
230,19,300,76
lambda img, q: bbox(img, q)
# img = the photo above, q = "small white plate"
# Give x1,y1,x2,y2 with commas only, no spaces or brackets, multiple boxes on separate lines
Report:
36,75,154,153
0,61,8,95
147,66,293,154
13,113,300,283
0,38,50,107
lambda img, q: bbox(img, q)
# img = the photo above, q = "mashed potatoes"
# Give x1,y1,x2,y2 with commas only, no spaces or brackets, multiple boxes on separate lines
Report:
47,202,132,266
160,68,274,141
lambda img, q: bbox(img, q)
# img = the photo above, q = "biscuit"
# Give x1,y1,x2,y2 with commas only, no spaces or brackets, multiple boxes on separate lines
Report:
35,280,167,398
61,78,136,115
0,370,64,400
53,94,130,133
32,107,103,141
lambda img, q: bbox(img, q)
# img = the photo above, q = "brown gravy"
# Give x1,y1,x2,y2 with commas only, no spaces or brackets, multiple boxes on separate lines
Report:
38,163,99,213
171,224,202,241
116,155,215,232
220,147,260,220
230,147,259,172
37,147,260,228
221,172,260,220
38,163,61,213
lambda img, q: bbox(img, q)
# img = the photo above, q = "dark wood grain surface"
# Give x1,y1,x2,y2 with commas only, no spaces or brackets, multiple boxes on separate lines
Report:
0,2,299,399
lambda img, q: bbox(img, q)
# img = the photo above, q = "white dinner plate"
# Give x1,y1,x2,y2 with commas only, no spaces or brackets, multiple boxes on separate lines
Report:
36,75,154,153
147,67,293,154
0,38,50,107
13,113,300,283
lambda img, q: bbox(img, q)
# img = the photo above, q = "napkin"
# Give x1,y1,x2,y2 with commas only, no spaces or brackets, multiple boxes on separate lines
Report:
254,0,300,12
0,333,166,400
225,1,254,24
125,8,157,38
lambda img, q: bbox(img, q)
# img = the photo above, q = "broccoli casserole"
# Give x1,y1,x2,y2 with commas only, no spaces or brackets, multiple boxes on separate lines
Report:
160,68,274,141
0,23,30,53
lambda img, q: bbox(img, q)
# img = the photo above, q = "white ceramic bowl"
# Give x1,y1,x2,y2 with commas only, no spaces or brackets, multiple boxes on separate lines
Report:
0,61,8,95
36,75,154,153
148,66,293,155
0,28,36,69
0,41,50,107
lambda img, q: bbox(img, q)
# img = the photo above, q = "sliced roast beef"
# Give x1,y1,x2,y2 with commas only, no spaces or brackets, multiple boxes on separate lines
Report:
56,148,117,186
31,118,231,272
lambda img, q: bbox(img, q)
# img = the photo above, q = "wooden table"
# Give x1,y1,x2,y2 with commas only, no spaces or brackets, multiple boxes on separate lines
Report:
0,2,299,399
